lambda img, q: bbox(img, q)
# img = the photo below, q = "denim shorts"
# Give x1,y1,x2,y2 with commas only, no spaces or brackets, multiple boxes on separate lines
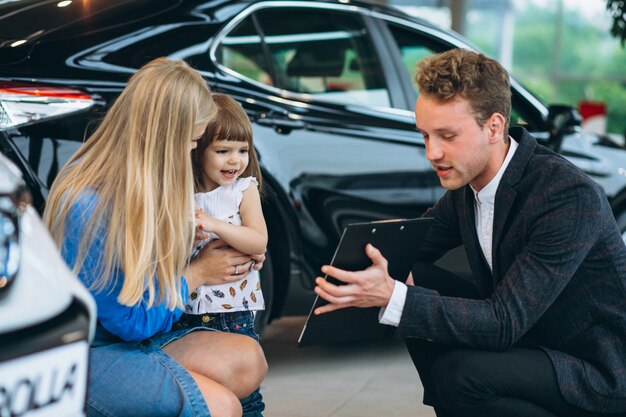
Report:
175,310,259,341
86,326,216,417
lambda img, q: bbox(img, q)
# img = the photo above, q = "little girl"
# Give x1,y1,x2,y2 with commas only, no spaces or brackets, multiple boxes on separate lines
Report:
177,93,267,415
182,92,267,325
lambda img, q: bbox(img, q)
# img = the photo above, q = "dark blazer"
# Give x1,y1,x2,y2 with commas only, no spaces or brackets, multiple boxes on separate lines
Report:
399,127,626,413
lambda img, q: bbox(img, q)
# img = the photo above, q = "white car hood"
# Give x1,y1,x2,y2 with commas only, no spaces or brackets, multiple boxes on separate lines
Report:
0,205,96,339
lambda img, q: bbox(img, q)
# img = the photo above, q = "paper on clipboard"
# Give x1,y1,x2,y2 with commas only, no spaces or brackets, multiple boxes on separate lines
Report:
298,217,434,347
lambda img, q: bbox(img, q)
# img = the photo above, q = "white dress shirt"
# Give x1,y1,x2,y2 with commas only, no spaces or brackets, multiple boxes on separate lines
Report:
472,138,518,270
379,138,519,326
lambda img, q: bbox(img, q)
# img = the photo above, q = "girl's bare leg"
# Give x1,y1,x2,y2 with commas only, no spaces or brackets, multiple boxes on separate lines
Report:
163,331,267,398
187,369,242,417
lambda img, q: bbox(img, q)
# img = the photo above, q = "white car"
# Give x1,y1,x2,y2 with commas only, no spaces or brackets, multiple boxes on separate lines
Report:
0,153,95,417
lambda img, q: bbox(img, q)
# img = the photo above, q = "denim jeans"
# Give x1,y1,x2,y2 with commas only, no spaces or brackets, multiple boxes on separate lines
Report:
87,325,215,417
175,311,265,417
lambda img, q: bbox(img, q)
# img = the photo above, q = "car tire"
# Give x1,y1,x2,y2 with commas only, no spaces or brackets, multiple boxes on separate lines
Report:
254,250,274,335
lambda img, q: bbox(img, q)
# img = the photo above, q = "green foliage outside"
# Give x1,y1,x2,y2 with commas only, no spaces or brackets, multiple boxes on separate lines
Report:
607,0,626,46
466,3,626,135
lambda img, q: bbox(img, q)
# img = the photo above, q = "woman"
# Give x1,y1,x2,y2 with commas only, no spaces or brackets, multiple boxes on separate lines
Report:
44,58,267,417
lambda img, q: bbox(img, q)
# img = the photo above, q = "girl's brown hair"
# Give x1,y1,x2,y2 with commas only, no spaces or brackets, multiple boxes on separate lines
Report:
192,94,262,191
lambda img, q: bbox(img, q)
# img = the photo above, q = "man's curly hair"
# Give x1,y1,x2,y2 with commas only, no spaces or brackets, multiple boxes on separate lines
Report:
415,48,511,132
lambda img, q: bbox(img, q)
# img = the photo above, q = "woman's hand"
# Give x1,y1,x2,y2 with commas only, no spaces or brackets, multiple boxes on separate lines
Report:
184,240,265,290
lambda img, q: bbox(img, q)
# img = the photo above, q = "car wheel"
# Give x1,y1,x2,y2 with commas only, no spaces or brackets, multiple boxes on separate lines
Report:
254,250,274,335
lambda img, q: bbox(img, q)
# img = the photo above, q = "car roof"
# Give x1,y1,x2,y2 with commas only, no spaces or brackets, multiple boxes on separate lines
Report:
0,0,457,63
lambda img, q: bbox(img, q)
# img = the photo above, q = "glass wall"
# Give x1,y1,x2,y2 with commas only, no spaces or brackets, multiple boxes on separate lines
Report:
394,0,626,140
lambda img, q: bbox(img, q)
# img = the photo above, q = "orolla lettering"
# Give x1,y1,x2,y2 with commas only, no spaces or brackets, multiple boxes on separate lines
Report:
0,363,78,417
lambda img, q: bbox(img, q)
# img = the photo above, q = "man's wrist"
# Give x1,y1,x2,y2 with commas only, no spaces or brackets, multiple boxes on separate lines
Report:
384,276,396,306
379,280,408,327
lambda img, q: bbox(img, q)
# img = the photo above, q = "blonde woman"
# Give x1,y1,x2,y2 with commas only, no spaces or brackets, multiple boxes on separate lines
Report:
44,58,267,417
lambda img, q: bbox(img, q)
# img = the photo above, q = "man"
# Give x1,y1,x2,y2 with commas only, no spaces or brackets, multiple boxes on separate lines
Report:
314,48,626,417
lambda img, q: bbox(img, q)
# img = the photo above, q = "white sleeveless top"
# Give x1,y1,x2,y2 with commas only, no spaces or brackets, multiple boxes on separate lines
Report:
185,177,265,314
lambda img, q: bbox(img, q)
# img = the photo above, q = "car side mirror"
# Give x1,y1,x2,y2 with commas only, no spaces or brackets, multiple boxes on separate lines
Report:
546,104,582,151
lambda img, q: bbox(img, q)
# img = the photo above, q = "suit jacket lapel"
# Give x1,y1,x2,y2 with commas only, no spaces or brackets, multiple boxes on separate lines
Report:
459,185,494,296
491,127,536,279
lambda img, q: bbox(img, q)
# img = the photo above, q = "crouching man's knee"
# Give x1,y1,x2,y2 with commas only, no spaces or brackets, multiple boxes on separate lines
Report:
431,350,490,416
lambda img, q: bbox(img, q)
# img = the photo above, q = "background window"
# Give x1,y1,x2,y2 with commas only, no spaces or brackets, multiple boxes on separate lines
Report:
387,24,446,98
217,17,273,86
220,8,391,108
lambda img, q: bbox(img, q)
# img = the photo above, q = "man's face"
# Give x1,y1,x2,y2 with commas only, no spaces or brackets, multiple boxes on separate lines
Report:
415,95,500,191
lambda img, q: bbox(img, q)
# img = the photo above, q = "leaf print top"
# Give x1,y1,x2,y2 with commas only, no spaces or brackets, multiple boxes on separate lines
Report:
185,177,265,314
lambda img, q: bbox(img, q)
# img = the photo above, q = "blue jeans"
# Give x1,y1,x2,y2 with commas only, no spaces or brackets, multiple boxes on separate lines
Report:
87,326,215,417
175,311,265,417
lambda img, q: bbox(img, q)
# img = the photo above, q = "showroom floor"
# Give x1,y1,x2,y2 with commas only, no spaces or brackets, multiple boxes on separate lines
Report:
260,316,436,417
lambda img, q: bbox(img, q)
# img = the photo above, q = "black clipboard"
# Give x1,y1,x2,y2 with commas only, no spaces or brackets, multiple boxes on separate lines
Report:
298,217,434,347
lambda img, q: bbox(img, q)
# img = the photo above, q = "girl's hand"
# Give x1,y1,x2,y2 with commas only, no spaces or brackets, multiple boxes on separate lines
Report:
194,208,215,232
251,252,266,271
194,224,209,245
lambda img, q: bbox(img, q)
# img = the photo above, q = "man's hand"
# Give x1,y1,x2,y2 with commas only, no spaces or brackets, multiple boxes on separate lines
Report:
314,244,395,315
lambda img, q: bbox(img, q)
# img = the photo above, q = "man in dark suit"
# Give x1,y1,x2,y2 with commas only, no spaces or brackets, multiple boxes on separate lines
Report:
314,48,626,417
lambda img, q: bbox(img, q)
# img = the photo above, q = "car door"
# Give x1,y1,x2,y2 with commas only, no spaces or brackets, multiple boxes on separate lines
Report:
213,2,441,279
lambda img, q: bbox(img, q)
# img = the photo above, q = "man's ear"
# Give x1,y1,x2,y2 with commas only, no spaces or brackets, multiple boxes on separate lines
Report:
487,112,506,143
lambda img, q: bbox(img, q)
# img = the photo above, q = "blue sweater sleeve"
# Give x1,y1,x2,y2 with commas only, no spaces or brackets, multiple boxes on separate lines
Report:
60,192,187,342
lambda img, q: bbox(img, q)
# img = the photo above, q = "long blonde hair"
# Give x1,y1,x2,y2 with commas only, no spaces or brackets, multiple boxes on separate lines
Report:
44,58,215,309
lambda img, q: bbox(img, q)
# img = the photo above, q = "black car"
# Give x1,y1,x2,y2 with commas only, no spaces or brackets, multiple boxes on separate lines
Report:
1,0,625,330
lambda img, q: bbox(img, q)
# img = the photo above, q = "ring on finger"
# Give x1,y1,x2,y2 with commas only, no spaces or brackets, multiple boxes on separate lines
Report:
234,265,239,275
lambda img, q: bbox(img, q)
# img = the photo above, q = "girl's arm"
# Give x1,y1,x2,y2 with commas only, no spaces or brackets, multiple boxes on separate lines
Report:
196,185,267,255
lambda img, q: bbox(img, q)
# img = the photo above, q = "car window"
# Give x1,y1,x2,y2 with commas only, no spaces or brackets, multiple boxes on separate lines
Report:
387,22,544,129
387,23,445,99
218,16,274,86
510,102,534,129
218,7,390,107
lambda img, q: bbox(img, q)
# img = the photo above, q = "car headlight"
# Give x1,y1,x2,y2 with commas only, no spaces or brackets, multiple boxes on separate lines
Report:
0,185,30,295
